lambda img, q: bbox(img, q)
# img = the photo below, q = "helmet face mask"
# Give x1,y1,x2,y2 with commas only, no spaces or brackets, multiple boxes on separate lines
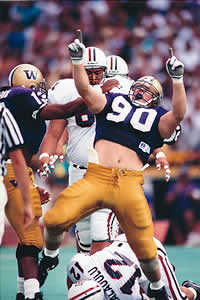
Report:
129,76,163,108
86,68,105,85
8,64,48,96
84,47,107,85
106,55,128,78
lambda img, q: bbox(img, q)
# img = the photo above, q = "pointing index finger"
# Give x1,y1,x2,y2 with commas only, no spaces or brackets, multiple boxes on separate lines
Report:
76,29,83,43
169,48,173,58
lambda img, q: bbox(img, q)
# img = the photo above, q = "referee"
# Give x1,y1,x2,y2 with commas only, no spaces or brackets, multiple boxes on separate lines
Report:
0,103,33,245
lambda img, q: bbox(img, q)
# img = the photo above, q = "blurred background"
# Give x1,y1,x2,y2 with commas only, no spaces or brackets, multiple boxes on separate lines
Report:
1,0,200,247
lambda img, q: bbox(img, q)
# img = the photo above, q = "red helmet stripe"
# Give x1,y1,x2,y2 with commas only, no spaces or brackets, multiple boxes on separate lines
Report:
110,57,113,70
88,47,92,62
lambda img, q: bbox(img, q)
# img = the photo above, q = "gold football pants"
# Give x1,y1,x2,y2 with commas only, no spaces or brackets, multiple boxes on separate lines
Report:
44,162,156,260
4,163,43,249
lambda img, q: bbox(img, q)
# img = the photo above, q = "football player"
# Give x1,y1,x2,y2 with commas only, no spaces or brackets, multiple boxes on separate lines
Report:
67,233,200,300
37,48,181,288
1,63,90,300
37,47,120,284
38,49,171,265
0,104,33,245
42,39,186,300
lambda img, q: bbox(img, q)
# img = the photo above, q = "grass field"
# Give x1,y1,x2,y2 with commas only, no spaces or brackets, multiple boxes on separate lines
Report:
0,246,200,299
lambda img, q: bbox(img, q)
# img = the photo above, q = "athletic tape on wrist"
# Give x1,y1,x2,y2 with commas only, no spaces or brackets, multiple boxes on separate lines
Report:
72,59,83,65
155,152,166,159
39,152,49,160
172,77,183,83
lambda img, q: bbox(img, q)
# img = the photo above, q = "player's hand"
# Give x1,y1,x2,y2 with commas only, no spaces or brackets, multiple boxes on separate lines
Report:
155,153,171,182
166,55,184,80
101,79,121,93
164,124,181,145
37,153,53,177
36,186,52,205
68,39,85,64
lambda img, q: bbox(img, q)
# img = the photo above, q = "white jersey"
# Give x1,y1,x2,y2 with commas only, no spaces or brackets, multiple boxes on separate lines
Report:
67,234,187,300
48,79,95,167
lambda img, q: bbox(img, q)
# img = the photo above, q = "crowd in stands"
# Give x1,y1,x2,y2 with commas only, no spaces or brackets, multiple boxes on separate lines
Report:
1,0,200,246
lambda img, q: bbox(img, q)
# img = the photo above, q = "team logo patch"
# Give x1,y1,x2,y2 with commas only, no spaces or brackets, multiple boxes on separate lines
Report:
139,141,150,154
23,70,38,80
10,180,18,187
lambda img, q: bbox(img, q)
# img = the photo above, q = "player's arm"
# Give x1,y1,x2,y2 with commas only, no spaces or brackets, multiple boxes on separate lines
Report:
9,149,34,228
38,119,66,176
55,128,68,162
39,97,86,120
159,53,186,139
68,39,107,114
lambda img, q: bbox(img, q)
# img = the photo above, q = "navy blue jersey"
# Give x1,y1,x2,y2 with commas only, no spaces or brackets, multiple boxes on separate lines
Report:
0,86,48,155
95,93,167,163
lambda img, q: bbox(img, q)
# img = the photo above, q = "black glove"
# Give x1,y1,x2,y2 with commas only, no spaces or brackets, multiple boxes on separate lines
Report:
166,56,184,81
68,39,85,64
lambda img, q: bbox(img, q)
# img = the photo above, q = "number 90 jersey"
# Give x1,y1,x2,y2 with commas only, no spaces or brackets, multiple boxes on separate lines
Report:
95,93,168,163
48,79,96,167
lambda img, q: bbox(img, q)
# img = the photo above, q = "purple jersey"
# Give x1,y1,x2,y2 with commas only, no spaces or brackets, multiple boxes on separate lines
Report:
0,86,48,154
95,93,167,163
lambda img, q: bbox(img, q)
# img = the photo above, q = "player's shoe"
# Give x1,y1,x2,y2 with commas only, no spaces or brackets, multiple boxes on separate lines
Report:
16,293,25,300
147,284,170,300
38,250,59,287
25,292,44,300
182,280,200,300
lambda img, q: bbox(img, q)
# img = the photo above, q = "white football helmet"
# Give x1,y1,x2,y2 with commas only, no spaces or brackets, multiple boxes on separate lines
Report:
129,75,163,108
68,280,104,300
83,47,107,85
84,47,107,70
8,64,47,95
106,55,129,78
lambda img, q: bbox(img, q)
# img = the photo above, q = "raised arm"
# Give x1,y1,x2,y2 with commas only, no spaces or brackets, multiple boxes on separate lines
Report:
159,54,187,139
68,39,107,114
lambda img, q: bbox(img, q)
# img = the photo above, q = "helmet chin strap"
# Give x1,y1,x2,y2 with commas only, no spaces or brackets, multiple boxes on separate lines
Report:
134,93,152,108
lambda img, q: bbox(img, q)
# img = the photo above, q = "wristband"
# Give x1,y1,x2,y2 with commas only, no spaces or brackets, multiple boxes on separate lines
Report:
72,59,83,65
155,152,166,159
172,77,183,84
39,152,49,160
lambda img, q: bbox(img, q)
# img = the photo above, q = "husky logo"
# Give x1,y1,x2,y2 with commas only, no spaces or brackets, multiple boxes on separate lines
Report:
10,179,18,187
23,70,38,80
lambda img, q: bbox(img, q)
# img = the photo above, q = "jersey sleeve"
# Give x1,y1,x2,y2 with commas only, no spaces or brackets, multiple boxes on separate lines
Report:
11,88,48,120
66,253,89,283
3,106,24,152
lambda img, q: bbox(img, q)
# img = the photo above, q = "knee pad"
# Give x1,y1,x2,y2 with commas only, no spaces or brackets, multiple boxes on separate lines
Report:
16,243,41,260
91,209,119,242
75,217,91,252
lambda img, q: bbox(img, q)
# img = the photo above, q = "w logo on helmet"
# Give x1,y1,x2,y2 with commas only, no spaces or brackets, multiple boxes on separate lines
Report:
23,70,38,80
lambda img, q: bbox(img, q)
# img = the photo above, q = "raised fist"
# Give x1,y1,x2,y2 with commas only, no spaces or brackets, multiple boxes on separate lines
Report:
68,39,85,64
